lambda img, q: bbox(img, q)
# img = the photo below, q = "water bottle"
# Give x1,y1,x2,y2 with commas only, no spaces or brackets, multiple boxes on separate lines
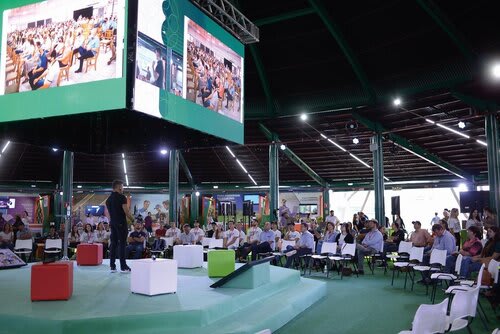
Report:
323,264,327,273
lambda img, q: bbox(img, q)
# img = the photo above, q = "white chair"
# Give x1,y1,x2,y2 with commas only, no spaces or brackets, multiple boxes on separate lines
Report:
386,241,413,261
14,239,33,262
201,237,211,247
279,239,297,253
398,298,448,334
328,243,357,279
446,278,481,333
208,238,223,249
161,237,174,248
173,245,203,268
367,241,386,275
391,247,424,289
44,239,62,260
484,259,500,288
430,254,463,303
309,242,337,277
412,248,447,291
130,258,177,296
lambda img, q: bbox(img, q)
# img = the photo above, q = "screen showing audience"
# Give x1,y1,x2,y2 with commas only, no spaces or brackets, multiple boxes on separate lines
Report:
0,0,125,95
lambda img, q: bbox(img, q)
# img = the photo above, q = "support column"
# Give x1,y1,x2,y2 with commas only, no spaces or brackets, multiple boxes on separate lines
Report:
485,113,500,217
371,133,385,224
62,151,73,260
269,142,279,222
169,150,179,225
190,190,199,224
322,188,330,219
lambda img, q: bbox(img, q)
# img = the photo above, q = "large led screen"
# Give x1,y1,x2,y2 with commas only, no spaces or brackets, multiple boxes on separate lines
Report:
134,0,244,144
0,0,127,123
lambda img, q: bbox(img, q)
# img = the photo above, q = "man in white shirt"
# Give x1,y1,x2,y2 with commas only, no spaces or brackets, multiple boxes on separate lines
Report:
189,220,204,245
31,50,60,90
224,221,240,250
236,222,246,246
430,212,440,226
166,223,182,245
325,210,339,226
271,221,281,250
241,222,275,261
284,223,314,268
246,219,262,245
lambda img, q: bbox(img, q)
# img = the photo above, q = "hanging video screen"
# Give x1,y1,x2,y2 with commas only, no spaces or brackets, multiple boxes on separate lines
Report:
0,0,125,95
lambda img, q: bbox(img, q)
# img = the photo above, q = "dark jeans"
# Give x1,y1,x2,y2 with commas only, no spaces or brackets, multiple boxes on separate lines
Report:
28,69,43,90
76,47,95,71
249,241,273,261
284,246,312,268
110,223,128,270
126,243,144,259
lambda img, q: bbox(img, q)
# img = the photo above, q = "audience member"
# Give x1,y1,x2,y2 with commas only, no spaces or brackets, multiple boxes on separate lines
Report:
271,221,281,250
179,224,195,245
240,222,275,261
466,209,483,230
143,212,153,234
155,223,167,237
45,224,60,240
384,222,405,253
419,223,456,284
460,227,500,278
355,220,383,275
236,222,246,246
317,222,338,254
80,223,96,243
284,222,300,243
448,208,462,249
224,221,240,250
246,219,262,245
430,212,441,227
16,222,32,241
325,210,339,225
409,221,432,250
483,207,497,230
444,226,482,273
126,222,147,259
166,223,181,243
68,224,81,248
335,223,354,250
0,223,14,250
190,220,205,245
95,222,110,257
284,223,314,268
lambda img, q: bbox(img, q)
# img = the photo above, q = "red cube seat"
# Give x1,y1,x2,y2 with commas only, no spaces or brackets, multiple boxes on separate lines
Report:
77,243,103,266
31,261,74,301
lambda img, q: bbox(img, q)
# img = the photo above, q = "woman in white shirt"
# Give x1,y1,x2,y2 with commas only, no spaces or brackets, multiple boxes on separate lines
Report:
80,223,96,243
466,209,483,229
448,208,461,249
0,223,14,250
95,222,110,257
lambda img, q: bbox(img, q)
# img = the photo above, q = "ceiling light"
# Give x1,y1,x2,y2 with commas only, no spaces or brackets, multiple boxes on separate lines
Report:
349,153,371,169
236,159,248,173
77,185,82,189
327,138,347,152
59,191,63,196
195,191,200,196
436,123,470,139
160,149,168,155
248,174,258,185
280,144,286,150
300,113,308,121
352,138,359,144
457,183,468,192
31,184,36,188
458,121,465,129
425,119,435,124
225,146,236,158
491,63,500,80
320,133,327,139
393,98,402,106
476,139,487,146
213,185,219,189
347,182,353,186
1,141,10,154
125,174,129,186
52,148,58,152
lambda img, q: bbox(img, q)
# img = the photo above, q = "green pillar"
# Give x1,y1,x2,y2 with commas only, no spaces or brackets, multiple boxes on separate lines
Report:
323,188,330,219
485,113,500,217
371,133,385,224
62,151,73,259
190,191,199,224
169,149,179,226
269,142,279,222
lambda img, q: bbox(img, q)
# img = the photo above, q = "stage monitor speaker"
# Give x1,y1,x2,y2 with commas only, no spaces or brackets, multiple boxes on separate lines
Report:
459,191,490,213
243,201,252,216
391,196,400,215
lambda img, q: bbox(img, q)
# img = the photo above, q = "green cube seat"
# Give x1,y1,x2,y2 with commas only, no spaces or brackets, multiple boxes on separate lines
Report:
207,249,235,277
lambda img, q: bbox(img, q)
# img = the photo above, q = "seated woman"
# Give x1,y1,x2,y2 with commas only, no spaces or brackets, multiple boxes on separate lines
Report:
316,222,338,254
384,222,405,253
334,223,354,252
95,222,110,258
80,223,96,243
460,226,500,278
0,223,14,250
68,224,80,247
444,226,483,273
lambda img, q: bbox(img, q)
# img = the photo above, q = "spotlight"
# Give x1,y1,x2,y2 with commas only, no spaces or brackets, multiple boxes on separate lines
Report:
213,185,219,189
160,149,168,155
393,98,402,106
52,148,58,152
300,113,308,121
458,121,465,129
352,138,359,144
280,144,286,150
77,185,82,189
491,63,500,80
195,191,200,196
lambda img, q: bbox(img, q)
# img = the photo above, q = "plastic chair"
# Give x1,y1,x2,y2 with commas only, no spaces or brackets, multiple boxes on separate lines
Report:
208,238,223,249
412,248,447,292
447,281,481,332
430,254,463,303
386,241,412,261
14,239,33,262
44,238,62,260
328,243,358,279
391,246,424,289
367,241,386,275
399,298,448,334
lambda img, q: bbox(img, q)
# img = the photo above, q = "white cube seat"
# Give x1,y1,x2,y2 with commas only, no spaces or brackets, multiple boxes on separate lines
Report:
173,245,203,268
130,258,177,296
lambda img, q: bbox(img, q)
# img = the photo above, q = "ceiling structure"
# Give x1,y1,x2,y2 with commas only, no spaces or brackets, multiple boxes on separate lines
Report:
0,0,499,191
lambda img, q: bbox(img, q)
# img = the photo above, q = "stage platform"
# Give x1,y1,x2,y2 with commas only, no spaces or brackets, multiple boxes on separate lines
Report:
0,260,326,334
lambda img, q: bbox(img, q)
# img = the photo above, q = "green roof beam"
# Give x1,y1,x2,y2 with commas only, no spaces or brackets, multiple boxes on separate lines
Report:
179,151,195,190
254,8,316,26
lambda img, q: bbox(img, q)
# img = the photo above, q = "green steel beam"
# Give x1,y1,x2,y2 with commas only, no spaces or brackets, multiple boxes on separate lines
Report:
308,0,376,103
371,134,385,224
190,191,200,224
352,113,472,180
249,44,275,115
269,143,279,221
254,8,316,26
485,113,500,215
169,150,179,224
259,123,328,187
416,0,475,62
62,151,74,259
179,152,195,190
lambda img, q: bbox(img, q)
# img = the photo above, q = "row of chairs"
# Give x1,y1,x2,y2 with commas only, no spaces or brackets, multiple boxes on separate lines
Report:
14,238,62,262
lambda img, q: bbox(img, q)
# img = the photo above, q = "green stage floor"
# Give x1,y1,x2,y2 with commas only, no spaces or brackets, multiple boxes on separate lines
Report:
0,260,326,334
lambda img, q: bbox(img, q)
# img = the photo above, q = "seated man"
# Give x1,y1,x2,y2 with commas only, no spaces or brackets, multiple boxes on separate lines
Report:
240,222,275,261
284,223,314,268
74,29,100,73
283,222,300,243
410,221,433,251
224,221,240,250
44,224,60,240
236,222,246,246
355,219,383,275
179,224,195,245
155,223,167,237
271,221,281,251
125,222,147,259
419,223,457,283
239,218,262,250
151,234,166,253
384,222,405,253
166,223,182,245
189,220,204,245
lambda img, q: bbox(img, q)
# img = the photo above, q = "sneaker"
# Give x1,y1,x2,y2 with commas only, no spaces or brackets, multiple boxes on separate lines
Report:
110,267,117,273
120,267,131,273
286,250,297,257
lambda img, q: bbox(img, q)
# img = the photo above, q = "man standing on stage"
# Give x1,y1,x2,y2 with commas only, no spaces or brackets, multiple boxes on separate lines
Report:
106,180,135,273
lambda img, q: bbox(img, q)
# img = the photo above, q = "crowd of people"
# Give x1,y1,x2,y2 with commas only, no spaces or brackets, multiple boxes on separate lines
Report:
5,13,118,92
186,41,241,117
